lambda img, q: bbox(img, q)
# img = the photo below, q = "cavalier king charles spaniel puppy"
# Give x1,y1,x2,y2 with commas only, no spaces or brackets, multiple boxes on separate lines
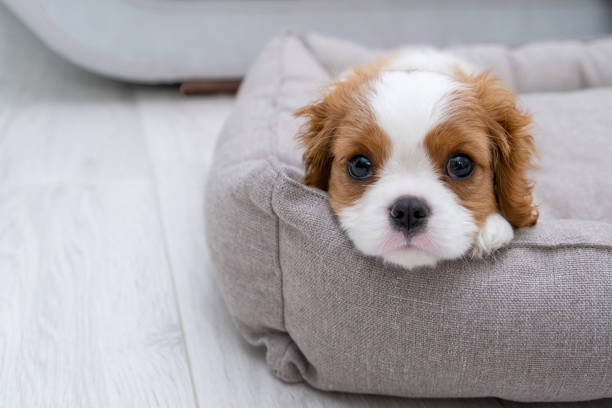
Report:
296,50,538,269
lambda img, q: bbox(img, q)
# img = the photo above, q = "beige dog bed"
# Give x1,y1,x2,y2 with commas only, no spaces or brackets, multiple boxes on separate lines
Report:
205,33,612,402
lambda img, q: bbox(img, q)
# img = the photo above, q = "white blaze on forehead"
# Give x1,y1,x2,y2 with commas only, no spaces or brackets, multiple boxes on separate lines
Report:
369,70,459,162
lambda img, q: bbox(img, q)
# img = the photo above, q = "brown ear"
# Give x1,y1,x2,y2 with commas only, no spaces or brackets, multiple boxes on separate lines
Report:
295,65,381,190
472,72,539,227
294,99,337,190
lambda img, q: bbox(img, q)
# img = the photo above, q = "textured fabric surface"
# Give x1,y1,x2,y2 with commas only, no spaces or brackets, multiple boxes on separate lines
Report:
205,33,612,402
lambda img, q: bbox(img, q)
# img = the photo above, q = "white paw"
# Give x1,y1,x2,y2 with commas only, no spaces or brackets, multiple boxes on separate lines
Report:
471,213,514,258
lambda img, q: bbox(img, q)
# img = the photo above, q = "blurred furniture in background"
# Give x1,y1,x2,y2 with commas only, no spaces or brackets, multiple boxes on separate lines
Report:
3,0,612,83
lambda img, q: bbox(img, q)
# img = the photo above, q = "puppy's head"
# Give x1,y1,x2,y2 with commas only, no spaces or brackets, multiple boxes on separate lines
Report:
296,61,538,269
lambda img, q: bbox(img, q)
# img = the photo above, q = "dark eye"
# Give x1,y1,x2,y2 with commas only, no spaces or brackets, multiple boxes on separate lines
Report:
446,154,474,179
347,154,373,180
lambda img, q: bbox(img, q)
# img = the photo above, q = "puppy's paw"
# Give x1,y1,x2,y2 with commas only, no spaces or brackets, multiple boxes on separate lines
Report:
471,213,514,258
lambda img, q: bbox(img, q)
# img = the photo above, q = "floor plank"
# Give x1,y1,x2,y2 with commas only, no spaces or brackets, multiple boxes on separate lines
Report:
0,6,197,406
0,65,149,186
0,183,196,407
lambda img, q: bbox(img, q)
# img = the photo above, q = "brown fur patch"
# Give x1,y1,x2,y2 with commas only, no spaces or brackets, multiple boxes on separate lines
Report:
462,71,539,227
424,102,498,227
295,61,392,211
327,117,391,211
426,70,539,228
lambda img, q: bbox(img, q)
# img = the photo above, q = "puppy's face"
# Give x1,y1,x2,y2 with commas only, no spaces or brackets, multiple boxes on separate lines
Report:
296,60,538,269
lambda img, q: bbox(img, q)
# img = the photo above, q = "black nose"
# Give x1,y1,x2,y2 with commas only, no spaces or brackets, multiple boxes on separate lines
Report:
389,196,429,232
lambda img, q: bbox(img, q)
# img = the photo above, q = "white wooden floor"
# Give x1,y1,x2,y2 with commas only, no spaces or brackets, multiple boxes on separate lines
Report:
1,4,609,408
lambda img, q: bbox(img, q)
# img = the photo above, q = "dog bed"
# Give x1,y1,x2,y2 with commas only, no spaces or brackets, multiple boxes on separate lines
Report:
205,33,612,402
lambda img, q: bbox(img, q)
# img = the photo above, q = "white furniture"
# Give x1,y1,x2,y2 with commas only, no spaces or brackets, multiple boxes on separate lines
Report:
3,0,612,82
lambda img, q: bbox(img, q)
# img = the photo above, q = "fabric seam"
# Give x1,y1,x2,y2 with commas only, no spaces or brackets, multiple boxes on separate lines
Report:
295,33,333,78
272,33,289,338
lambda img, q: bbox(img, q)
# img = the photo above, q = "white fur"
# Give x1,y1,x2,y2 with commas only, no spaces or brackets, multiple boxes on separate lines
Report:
370,71,458,150
338,70,482,269
471,213,514,257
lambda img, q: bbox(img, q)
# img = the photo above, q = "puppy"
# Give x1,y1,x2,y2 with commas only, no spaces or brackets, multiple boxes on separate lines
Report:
296,50,538,269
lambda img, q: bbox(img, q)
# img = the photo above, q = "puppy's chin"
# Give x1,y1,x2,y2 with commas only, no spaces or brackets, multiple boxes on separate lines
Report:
380,247,440,269
357,237,473,270
337,216,479,270
340,229,476,270
366,230,472,269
